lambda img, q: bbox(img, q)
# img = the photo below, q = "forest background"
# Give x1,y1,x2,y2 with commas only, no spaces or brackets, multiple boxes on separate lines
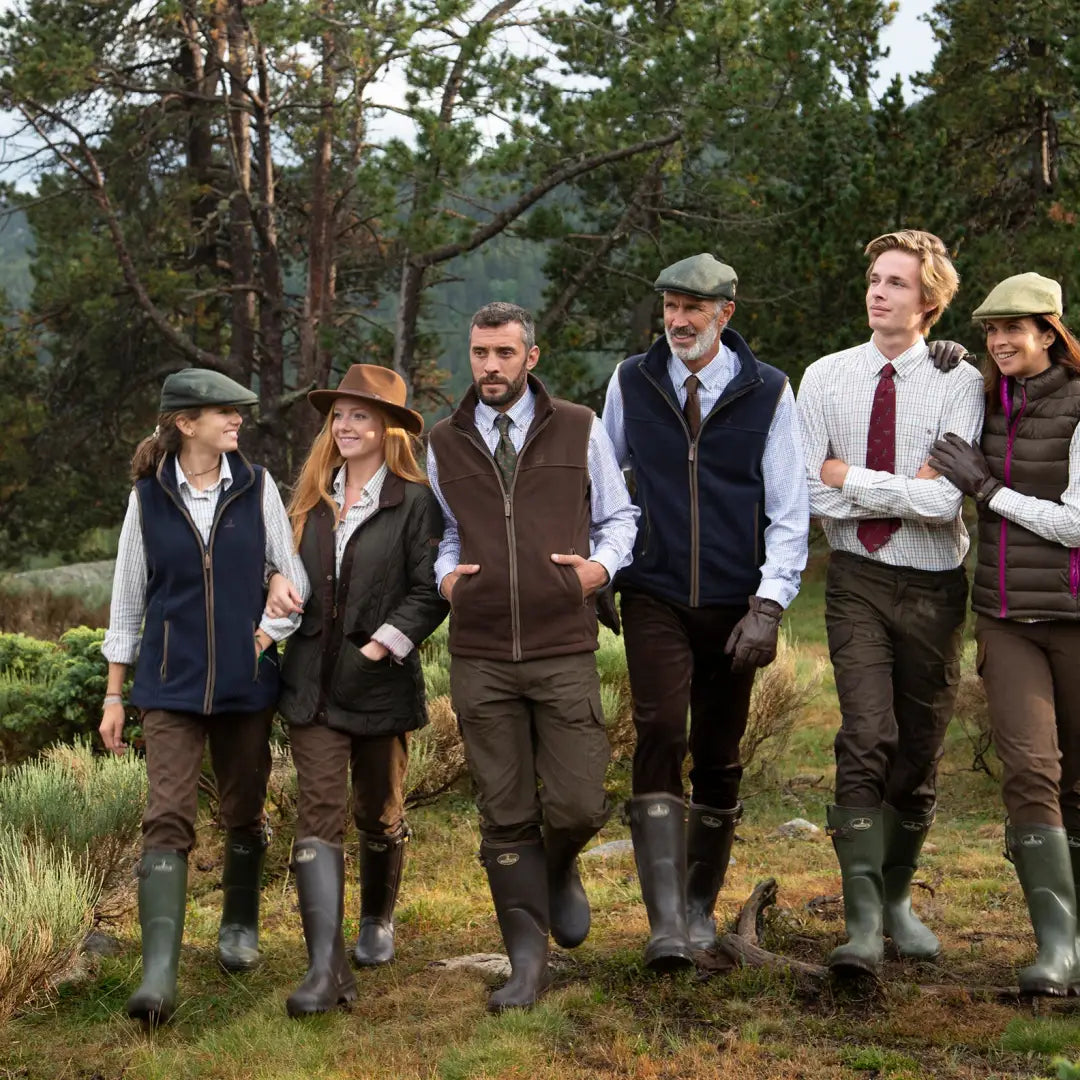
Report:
0,0,1078,566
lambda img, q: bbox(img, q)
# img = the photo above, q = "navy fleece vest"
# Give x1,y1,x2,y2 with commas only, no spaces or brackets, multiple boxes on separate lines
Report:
615,330,788,607
129,452,278,715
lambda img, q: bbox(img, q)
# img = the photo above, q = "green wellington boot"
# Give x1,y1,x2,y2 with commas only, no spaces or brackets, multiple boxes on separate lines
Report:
627,794,694,972
686,801,742,951
1069,830,1080,985
481,839,551,1012
217,830,268,972
544,823,596,949
881,805,941,960
826,805,884,977
1007,824,1080,997
126,850,188,1024
353,825,408,967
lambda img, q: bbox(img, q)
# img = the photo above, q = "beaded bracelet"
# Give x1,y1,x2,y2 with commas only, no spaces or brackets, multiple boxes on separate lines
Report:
103,694,124,707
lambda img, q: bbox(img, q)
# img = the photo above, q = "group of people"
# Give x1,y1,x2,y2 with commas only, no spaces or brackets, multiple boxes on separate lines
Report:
99,227,1080,1025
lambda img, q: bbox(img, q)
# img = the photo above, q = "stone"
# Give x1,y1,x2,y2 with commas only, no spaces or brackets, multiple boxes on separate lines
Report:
581,838,634,859
82,930,123,957
775,818,821,838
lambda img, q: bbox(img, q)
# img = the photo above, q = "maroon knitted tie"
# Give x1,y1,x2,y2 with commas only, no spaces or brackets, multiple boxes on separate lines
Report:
857,362,901,553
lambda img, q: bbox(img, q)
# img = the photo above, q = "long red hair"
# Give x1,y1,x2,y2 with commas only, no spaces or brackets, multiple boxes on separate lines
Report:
287,403,427,549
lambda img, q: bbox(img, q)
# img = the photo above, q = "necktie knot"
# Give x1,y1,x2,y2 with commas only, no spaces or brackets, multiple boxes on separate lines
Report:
495,414,512,436
880,362,895,379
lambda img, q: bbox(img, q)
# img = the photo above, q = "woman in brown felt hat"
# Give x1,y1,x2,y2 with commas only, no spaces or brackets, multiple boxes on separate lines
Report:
267,363,448,1017
931,273,1080,996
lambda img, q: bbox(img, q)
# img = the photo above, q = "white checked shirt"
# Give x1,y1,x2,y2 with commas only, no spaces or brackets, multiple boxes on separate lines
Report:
427,387,639,587
602,341,810,609
102,456,306,665
796,338,985,570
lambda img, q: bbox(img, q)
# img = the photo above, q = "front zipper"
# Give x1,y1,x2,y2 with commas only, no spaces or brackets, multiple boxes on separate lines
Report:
1071,549,1080,599
998,379,1027,619
160,621,170,683
460,412,555,662
639,365,758,606
160,471,249,714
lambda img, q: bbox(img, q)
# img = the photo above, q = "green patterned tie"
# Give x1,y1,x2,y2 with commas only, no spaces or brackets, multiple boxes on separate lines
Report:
494,413,518,489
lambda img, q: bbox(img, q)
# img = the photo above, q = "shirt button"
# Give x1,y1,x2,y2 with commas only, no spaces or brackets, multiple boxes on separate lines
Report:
326,574,332,582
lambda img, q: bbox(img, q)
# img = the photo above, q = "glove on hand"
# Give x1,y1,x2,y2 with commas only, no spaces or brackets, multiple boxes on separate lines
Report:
595,585,621,636
724,596,784,674
929,432,1002,502
927,340,972,373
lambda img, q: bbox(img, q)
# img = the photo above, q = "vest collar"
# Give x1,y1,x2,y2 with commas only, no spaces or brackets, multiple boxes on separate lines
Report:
155,450,254,498
639,327,763,407
450,373,556,438
1014,362,1072,403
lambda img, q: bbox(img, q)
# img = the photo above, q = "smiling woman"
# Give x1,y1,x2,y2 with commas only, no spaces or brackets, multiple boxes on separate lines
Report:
98,366,308,1025
931,272,1080,996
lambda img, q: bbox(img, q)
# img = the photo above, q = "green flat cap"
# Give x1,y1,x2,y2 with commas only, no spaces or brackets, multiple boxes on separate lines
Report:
654,253,738,300
160,368,259,411
973,272,1063,320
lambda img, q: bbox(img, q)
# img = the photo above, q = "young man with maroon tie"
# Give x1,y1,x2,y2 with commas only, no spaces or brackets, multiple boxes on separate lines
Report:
796,230,983,977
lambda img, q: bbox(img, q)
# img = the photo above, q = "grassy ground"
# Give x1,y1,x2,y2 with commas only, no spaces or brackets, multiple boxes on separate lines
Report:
3,579,1079,1079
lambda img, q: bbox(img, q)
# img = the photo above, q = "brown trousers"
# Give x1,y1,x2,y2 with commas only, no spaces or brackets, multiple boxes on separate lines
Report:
288,723,409,844
976,615,1080,830
141,707,273,853
620,586,755,808
450,652,611,844
826,550,967,814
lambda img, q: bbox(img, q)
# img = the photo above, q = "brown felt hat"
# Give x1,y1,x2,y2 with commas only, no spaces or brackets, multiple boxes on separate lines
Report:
308,364,424,435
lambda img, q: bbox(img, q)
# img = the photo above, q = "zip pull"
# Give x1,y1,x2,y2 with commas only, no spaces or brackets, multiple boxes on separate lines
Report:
204,551,211,570
504,495,511,518
688,443,696,463
332,602,338,620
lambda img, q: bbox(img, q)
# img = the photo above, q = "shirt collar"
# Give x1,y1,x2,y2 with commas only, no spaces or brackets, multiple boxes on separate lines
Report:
867,336,928,379
175,453,232,494
474,386,535,436
332,462,388,508
668,342,738,393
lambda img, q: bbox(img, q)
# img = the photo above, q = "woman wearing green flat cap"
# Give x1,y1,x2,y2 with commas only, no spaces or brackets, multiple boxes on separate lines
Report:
930,274,1080,996
99,367,306,1024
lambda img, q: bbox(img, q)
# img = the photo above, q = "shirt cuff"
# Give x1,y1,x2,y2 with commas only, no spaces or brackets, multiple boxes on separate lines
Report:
101,632,139,666
260,612,301,642
587,548,618,587
434,553,461,589
372,623,415,661
756,578,795,609
840,464,876,504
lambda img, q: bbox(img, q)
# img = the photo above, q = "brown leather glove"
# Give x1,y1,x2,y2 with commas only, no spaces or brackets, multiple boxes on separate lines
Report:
595,585,621,636
927,339,972,373
929,432,1002,503
724,596,783,674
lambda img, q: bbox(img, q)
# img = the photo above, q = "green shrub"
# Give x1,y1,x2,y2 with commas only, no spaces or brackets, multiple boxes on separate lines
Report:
0,829,100,1024
0,628,126,763
0,738,146,893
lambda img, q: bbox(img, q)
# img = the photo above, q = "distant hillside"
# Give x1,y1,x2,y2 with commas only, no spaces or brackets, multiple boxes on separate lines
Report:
0,207,32,310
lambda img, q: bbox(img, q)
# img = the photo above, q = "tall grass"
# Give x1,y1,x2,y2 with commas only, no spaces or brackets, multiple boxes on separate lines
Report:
0,830,100,1024
0,738,146,893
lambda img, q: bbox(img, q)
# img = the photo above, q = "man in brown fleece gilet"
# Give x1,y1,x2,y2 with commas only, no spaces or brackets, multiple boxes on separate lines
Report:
427,302,638,1012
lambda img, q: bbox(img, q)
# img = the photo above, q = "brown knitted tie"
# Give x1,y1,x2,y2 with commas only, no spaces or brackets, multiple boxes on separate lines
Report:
683,374,702,438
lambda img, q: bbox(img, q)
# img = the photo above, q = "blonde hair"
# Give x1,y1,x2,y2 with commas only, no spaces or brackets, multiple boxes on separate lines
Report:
864,230,959,332
130,409,203,481
287,403,428,549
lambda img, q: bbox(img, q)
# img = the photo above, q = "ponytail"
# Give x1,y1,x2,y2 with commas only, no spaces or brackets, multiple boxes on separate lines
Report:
130,409,201,481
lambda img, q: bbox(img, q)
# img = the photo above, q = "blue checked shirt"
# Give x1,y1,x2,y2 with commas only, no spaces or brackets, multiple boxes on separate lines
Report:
427,388,639,588
602,341,809,609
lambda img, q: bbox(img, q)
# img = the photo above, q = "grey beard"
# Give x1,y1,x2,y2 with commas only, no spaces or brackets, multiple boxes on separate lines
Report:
666,313,722,364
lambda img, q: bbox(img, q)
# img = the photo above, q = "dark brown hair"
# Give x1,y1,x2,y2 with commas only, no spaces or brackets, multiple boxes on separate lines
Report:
983,314,1080,413
129,409,202,481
